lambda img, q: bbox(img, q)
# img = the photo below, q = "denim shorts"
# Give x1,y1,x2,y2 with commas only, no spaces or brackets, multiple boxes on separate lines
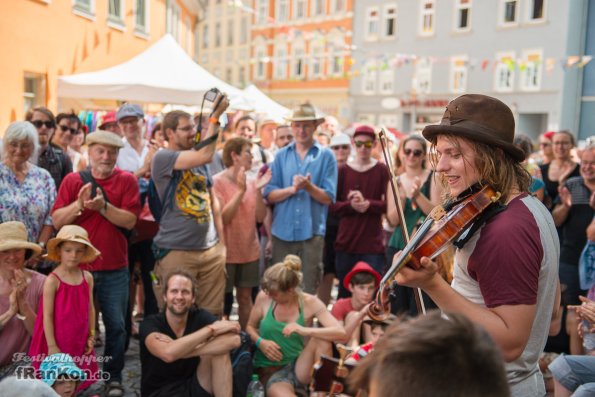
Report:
549,354,595,393
267,360,308,395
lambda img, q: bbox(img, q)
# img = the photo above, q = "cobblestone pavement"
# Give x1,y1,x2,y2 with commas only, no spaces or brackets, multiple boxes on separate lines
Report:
79,332,141,397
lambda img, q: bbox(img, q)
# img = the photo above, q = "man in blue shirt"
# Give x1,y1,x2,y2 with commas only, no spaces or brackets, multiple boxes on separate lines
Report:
263,103,337,293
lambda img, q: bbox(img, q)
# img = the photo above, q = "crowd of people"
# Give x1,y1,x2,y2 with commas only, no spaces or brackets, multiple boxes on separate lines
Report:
0,91,593,397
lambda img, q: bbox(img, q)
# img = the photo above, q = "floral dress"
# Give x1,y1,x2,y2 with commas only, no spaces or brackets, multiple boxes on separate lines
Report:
0,163,56,241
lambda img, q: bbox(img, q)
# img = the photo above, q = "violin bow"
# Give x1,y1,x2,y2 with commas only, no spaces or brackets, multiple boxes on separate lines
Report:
378,128,426,316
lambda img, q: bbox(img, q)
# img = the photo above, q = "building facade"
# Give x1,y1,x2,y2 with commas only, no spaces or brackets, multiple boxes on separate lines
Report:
350,0,592,140
249,0,354,125
0,0,201,133
195,0,251,88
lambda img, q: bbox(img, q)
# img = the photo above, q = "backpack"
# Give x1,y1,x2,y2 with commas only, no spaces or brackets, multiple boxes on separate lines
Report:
147,171,180,223
78,169,134,240
230,331,254,397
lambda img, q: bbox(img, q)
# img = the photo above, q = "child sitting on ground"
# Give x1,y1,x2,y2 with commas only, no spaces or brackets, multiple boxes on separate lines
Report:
331,262,380,347
39,353,86,397
345,315,396,365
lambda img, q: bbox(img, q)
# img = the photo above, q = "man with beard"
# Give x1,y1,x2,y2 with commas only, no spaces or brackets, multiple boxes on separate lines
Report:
140,271,240,397
151,94,230,316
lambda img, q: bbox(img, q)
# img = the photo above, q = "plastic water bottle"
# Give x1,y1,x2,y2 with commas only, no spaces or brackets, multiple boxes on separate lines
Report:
246,374,264,397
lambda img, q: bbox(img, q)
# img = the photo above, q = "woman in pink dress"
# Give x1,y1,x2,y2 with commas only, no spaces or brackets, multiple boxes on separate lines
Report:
28,225,100,391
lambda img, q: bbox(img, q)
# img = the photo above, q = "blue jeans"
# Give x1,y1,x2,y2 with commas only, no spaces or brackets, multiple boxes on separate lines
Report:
93,267,129,383
549,354,595,396
335,251,385,298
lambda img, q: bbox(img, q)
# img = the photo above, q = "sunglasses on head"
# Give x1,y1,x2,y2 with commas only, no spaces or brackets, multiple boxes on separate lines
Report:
59,124,80,135
404,148,424,157
354,140,373,149
30,120,55,129
332,145,350,151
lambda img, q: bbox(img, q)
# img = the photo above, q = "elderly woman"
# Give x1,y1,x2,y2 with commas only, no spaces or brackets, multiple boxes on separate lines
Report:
0,221,46,379
0,121,56,249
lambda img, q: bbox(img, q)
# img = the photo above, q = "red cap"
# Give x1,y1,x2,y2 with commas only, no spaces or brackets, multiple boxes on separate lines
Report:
343,261,381,290
99,111,117,128
543,131,555,140
353,125,376,140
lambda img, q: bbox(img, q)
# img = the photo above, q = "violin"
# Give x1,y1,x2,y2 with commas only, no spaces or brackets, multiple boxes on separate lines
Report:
368,184,501,321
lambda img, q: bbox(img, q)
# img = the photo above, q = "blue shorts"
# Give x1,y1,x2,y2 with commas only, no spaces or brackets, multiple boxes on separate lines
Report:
549,354,595,396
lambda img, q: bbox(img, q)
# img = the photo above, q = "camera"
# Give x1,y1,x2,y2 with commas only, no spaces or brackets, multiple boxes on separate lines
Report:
204,87,221,102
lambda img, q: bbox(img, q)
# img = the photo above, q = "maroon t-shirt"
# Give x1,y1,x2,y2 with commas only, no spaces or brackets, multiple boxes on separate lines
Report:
454,194,544,308
331,162,390,254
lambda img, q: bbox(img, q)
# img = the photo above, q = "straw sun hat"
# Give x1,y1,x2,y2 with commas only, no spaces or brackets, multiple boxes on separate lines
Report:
0,221,42,257
45,225,100,263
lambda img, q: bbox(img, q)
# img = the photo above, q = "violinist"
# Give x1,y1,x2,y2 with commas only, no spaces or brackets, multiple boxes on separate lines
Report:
395,94,560,397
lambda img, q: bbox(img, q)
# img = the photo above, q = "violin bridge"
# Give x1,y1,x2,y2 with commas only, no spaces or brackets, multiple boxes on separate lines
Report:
429,205,446,221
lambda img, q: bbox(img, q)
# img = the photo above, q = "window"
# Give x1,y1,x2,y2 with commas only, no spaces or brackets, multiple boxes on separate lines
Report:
310,43,324,78
365,7,380,41
23,73,46,115
256,0,268,25
494,52,515,92
108,0,124,24
378,114,399,128
313,0,325,16
499,0,518,26
277,0,289,23
419,1,435,36
135,0,148,33
214,22,221,47
292,40,306,78
239,66,246,87
328,30,345,76
73,0,94,16
226,68,233,83
527,0,546,21
185,17,192,53
379,69,394,94
383,5,397,38
520,50,542,91
255,45,267,80
332,0,345,13
413,58,432,94
362,62,377,95
227,19,234,45
454,0,471,31
166,0,180,41
358,114,376,124
294,0,307,19
202,24,209,49
240,18,248,44
274,43,289,80
450,56,468,93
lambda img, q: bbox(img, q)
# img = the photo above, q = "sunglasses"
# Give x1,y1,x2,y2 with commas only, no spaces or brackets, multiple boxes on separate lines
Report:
404,148,424,157
30,120,55,129
59,124,80,135
332,145,350,151
354,141,373,149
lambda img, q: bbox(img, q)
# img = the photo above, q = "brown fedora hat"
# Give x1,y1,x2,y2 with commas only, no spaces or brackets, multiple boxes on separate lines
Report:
422,94,525,162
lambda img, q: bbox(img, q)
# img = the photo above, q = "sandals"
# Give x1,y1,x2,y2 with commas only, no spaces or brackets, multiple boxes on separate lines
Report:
105,381,124,397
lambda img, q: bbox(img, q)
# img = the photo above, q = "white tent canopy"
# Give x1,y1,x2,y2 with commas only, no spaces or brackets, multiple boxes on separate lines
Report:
241,84,290,122
58,34,243,105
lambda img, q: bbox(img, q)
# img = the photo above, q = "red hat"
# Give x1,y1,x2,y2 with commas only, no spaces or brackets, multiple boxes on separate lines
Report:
353,125,376,140
99,111,117,129
343,261,381,290
543,131,555,140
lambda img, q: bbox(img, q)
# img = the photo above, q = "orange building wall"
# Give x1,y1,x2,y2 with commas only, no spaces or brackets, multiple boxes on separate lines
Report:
0,0,196,134
250,0,352,122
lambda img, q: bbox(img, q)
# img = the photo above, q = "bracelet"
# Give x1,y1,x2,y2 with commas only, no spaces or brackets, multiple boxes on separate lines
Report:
15,313,26,321
208,116,219,124
255,337,263,348
89,329,96,337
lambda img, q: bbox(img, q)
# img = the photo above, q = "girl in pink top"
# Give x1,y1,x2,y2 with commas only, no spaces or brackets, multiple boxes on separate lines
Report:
213,137,271,329
28,225,100,392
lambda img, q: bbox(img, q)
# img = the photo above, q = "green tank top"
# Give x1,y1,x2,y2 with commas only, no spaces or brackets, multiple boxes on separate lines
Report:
253,300,305,368
388,173,432,250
